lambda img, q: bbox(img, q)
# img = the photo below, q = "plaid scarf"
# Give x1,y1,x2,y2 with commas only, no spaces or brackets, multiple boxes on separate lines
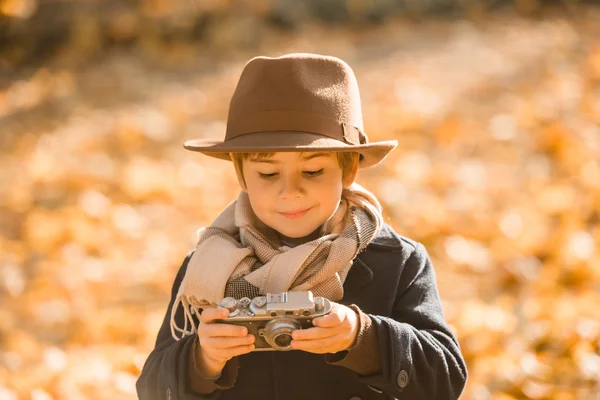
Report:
170,183,382,340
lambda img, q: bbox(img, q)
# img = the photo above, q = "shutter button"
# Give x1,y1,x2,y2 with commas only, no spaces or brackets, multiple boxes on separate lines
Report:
397,369,409,388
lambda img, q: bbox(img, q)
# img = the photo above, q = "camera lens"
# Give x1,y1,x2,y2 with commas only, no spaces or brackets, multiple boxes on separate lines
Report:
263,318,301,351
273,333,292,349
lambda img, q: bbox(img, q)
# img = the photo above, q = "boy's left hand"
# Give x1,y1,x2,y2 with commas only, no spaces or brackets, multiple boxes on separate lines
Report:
290,302,359,354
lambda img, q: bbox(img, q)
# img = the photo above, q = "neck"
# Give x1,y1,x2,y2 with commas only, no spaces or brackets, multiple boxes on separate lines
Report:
277,226,323,246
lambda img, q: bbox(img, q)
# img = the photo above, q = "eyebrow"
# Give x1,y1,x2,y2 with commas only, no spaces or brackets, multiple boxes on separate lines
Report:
249,152,331,164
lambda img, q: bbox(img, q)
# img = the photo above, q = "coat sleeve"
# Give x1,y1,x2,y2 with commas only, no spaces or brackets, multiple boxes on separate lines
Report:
136,252,238,400
358,243,468,399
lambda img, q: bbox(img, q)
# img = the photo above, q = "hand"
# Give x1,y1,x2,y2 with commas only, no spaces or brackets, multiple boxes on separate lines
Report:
195,308,255,377
290,302,359,354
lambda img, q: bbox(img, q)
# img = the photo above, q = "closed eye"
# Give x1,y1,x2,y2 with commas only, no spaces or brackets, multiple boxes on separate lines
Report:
304,169,324,177
259,172,278,180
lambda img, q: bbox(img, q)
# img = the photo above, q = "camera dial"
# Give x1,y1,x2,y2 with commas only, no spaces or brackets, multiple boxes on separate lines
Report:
239,297,251,308
252,296,267,308
219,297,240,316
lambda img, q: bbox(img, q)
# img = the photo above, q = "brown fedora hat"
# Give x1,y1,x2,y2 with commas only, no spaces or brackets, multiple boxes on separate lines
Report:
184,53,398,168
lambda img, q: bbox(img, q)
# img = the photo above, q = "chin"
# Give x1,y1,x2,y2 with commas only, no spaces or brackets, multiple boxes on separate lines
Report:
281,224,325,240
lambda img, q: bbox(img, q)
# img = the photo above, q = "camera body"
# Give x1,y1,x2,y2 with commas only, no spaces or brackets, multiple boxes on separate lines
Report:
215,291,331,351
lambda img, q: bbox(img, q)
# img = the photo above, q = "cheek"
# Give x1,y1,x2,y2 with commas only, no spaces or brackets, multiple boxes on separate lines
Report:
312,176,343,193
245,181,275,211
245,175,267,193
308,181,344,209
246,185,268,203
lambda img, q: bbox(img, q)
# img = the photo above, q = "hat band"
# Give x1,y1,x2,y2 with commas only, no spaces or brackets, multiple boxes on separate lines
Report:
226,111,367,145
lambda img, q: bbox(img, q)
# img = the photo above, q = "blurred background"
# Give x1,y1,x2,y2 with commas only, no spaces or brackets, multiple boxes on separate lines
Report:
1,0,600,399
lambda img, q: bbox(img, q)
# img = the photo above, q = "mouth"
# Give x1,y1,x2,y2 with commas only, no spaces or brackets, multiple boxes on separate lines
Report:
279,207,312,219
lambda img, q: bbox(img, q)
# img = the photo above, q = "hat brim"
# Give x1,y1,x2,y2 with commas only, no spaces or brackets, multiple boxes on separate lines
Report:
183,131,397,168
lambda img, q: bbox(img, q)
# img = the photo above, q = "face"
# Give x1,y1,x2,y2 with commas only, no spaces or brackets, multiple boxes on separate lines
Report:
238,152,357,243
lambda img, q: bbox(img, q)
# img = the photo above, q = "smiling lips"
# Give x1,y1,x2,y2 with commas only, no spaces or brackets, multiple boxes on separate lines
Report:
279,207,312,219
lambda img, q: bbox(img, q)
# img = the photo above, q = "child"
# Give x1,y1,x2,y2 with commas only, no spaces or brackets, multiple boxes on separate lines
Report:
136,53,467,399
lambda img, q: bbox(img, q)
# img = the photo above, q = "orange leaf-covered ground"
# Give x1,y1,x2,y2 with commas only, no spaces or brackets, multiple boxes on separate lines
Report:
1,5,599,399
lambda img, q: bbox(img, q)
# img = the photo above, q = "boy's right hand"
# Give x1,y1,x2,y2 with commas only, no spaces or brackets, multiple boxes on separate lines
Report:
195,307,255,378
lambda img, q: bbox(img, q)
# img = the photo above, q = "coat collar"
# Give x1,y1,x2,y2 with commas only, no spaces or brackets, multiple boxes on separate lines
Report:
342,224,402,297
366,223,403,250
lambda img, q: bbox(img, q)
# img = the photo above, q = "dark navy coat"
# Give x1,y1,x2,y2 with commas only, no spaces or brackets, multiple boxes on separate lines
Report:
136,224,467,399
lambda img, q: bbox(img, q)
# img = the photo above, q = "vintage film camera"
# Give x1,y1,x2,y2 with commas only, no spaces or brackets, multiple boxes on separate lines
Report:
215,291,332,351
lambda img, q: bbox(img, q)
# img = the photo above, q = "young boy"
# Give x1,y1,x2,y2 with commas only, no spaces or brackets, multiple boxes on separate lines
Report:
136,53,467,399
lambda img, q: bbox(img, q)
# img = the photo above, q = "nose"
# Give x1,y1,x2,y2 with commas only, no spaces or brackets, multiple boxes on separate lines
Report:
279,173,303,199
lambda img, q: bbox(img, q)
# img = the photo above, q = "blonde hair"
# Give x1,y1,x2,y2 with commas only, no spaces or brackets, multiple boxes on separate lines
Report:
231,151,360,187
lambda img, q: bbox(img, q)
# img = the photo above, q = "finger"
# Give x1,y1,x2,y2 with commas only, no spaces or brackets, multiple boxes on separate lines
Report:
201,334,255,350
312,304,346,328
200,307,230,323
202,343,256,362
290,333,347,353
199,322,248,338
291,326,343,341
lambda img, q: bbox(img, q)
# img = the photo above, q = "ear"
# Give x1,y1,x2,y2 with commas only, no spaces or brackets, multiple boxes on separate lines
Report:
231,153,248,192
342,158,359,188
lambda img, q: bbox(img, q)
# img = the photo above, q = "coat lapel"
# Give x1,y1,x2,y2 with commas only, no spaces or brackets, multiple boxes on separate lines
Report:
342,224,403,298
342,255,374,297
